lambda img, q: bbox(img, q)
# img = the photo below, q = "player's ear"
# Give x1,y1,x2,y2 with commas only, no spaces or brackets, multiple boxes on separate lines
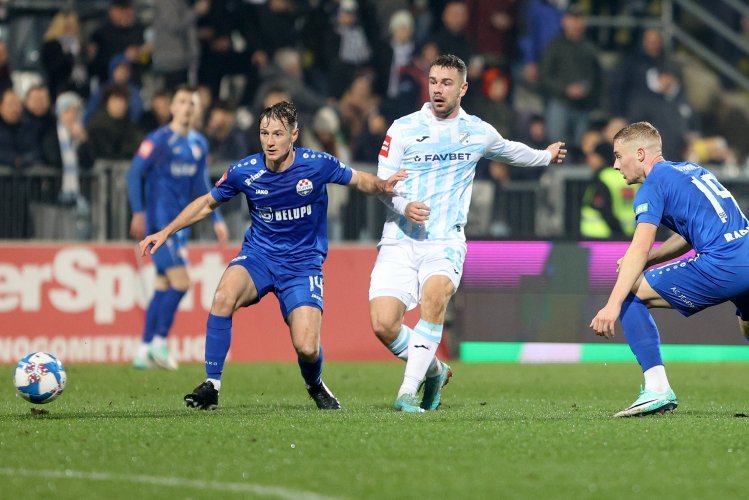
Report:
291,127,299,143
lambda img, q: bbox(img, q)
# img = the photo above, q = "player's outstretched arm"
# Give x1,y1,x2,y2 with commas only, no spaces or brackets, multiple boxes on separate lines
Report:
139,192,221,256
349,169,407,195
590,222,657,338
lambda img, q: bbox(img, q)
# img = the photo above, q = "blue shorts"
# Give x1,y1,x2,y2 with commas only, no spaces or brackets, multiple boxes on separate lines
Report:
644,254,749,319
228,251,324,319
151,230,188,275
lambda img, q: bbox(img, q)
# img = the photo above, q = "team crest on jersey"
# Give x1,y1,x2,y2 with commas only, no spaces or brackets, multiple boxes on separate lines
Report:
192,144,202,160
379,135,392,158
296,178,313,196
458,132,471,145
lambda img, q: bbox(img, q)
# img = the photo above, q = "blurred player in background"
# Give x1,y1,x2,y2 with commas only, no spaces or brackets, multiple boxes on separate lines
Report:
590,122,749,417
370,54,566,412
139,101,406,410
128,85,229,370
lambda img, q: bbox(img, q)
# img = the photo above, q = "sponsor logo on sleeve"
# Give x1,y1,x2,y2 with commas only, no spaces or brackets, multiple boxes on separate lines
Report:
137,139,154,159
379,135,392,158
215,170,228,186
635,203,648,215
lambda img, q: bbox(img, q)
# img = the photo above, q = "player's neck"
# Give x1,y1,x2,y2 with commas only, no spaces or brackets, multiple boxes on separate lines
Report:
644,155,665,178
266,147,295,172
169,121,191,136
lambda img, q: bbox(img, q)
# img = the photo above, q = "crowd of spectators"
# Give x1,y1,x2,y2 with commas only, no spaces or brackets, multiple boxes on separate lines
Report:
1,0,748,240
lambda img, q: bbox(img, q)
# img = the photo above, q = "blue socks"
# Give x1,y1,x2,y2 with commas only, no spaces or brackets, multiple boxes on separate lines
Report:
153,288,186,340
205,314,232,379
620,293,663,371
298,346,323,387
142,290,167,343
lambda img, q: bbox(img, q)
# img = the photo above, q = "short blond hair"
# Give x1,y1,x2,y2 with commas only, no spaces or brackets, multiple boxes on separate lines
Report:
613,121,662,151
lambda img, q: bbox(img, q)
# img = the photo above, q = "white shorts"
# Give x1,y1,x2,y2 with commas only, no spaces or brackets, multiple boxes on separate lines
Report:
369,238,467,311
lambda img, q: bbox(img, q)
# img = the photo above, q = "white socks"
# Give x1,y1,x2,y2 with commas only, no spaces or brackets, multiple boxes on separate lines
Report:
643,365,670,393
398,319,443,397
206,378,221,391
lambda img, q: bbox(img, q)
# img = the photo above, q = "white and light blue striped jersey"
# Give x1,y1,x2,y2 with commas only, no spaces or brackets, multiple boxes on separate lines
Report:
377,103,552,241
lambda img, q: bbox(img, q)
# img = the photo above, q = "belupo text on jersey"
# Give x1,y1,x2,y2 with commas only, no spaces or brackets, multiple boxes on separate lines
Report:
257,204,313,222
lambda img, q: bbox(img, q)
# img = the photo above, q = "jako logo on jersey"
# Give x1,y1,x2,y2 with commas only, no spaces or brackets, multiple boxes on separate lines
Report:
379,135,392,158
296,179,313,196
171,163,197,176
413,153,472,162
244,169,266,186
255,189,268,195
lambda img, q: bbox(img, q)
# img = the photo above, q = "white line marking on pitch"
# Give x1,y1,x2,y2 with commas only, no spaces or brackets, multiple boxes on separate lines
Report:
0,467,339,499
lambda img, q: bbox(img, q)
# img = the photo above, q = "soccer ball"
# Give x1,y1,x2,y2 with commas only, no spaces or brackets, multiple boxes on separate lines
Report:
13,352,67,404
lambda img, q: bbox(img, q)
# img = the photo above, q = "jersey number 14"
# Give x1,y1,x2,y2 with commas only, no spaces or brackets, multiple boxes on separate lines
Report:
691,172,735,224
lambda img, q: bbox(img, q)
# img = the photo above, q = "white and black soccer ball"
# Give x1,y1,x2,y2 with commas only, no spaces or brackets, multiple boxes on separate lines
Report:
13,352,67,404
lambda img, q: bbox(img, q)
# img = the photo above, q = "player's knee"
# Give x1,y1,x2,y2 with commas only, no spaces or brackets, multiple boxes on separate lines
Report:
370,314,401,343
211,288,238,316
295,341,319,361
420,294,449,319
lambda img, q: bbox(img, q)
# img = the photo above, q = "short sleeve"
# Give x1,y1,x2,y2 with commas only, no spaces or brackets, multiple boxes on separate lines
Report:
377,124,405,175
211,163,241,202
633,179,663,226
320,154,353,185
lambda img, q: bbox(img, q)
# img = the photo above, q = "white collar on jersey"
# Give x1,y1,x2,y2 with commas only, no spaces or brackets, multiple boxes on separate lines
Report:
421,102,468,122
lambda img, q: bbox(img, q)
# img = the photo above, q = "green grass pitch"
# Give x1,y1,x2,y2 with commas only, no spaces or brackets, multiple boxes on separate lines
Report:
2,361,748,499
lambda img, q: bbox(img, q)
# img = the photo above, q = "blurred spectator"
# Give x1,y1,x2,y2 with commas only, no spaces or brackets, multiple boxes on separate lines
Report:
205,101,248,162
430,1,474,65
519,113,549,150
626,61,697,161
384,9,416,99
23,85,56,164
86,84,142,160
252,48,326,127
387,39,439,119
352,107,388,162
195,0,238,100
465,0,519,67
608,28,665,118
40,11,88,99
338,69,380,148
303,105,352,164
192,83,214,132
84,54,144,124
580,140,637,239
518,0,564,86
540,4,601,152
0,88,38,168
152,0,204,90
688,136,736,167
87,0,147,86
0,41,12,91
323,0,378,98
410,0,435,46
465,67,516,138
602,115,628,144
138,89,172,133
35,92,94,239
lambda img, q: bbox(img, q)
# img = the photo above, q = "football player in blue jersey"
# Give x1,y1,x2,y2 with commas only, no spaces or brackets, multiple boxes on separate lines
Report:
590,121,749,417
139,101,406,410
369,54,567,412
128,85,229,370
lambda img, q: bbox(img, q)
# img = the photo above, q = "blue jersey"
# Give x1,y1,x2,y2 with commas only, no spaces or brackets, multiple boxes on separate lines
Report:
211,147,353,271
635,161,749,262
127,125,220,232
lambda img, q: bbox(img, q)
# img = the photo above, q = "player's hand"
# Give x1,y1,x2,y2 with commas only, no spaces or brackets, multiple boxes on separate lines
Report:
404,201,430,225
129,212,146,239
547,142,567,164
139,230,168,256
213,220,229,247
382,170,408,194
589,303,621,339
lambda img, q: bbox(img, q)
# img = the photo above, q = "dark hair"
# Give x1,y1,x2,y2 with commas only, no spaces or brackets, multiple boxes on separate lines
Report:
103,83,130,102
430,54,467,80
258,100,297,131
173,84,198,99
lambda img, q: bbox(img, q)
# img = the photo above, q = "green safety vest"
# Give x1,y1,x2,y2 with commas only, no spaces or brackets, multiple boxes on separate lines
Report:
580,167,638,239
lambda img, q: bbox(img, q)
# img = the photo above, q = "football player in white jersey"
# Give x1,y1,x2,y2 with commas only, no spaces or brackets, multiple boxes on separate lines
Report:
370,54,567,412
